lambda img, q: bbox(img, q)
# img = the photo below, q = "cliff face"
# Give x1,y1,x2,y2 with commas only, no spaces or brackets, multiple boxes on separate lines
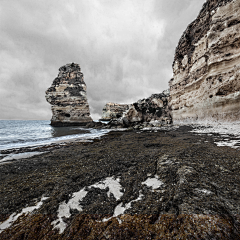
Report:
169,0,240,121
46,63,93,126
101,103,131,120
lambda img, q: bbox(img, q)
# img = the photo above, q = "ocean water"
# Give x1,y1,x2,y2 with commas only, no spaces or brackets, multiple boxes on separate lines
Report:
0,120,110,151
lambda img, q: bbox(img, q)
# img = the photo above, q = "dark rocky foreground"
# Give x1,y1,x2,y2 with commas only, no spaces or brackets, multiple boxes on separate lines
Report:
0,126,240,239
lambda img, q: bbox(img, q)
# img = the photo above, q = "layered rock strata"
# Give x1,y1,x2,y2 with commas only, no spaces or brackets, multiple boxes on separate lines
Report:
169,0,240,122
118,90,172,127
46,63,93,126
101,103,131,120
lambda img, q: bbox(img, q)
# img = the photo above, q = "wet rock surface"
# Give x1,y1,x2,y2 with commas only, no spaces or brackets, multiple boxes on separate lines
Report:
45,63,93,126
0,126,240,239
169,0,240,121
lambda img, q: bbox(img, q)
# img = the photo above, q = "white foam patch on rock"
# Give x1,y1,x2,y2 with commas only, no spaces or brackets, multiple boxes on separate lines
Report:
0,152,44,163
142,175,164,190
91,177,123,200
101,175,164,223
0,196,49,233
215,140,240,149
51,189,88,233
142,125,179,131
190,122,240,149
102,191,144,223
52,177,123,234
191,122,240,136
195,188,213,195
110,128,129,132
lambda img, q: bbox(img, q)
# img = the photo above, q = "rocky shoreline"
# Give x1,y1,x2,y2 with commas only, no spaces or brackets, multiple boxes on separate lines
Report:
0,126,240,239
1,0,240,238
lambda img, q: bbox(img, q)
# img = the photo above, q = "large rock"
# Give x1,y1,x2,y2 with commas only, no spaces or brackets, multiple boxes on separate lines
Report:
45,63,93,126
101,103,131,120
121,90,172,126
169,0,240,122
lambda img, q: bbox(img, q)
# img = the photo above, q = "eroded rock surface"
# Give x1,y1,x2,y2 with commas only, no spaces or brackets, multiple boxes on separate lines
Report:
0,127,240,239
46,63,93,126
101,103,131,120
119,90,172,127
169,0,240,121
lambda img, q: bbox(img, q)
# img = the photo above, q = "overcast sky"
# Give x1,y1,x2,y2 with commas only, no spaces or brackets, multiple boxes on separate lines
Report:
0,0,205,120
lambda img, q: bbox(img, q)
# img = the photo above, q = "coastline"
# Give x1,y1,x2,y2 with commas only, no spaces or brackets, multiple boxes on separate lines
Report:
0,125,240,239
0,125,112,164
2,120,239,165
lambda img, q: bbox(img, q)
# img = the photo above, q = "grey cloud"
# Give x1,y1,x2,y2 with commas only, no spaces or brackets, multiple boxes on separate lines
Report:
0,0,205,120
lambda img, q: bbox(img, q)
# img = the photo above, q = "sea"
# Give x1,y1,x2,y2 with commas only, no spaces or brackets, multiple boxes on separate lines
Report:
1,119,240,164
0,120,110,162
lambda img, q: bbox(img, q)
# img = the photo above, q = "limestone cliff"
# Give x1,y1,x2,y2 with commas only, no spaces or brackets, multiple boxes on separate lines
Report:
101,103,131,120
169,0,240,121
46,63,93,126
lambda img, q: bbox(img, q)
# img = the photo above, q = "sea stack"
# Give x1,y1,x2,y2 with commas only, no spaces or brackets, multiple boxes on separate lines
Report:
45,63,93,126
169,0,240,122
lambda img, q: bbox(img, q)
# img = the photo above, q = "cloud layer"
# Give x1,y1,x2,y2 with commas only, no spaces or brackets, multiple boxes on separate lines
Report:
0,0,205,120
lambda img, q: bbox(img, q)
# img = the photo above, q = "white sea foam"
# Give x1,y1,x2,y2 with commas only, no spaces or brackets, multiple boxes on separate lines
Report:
53,173,166,229
0,196,49,233
0,152,45,163
142,175,164,190
194,188,212,195
90,177,123,200
190,121,240,149
215,140,240,149
190,122,240,136
101,175,164,223
52,176,123,234
51,189,88,233
0,120,111,151
102,191,144,223
0,124,112,165
142,125,179,131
